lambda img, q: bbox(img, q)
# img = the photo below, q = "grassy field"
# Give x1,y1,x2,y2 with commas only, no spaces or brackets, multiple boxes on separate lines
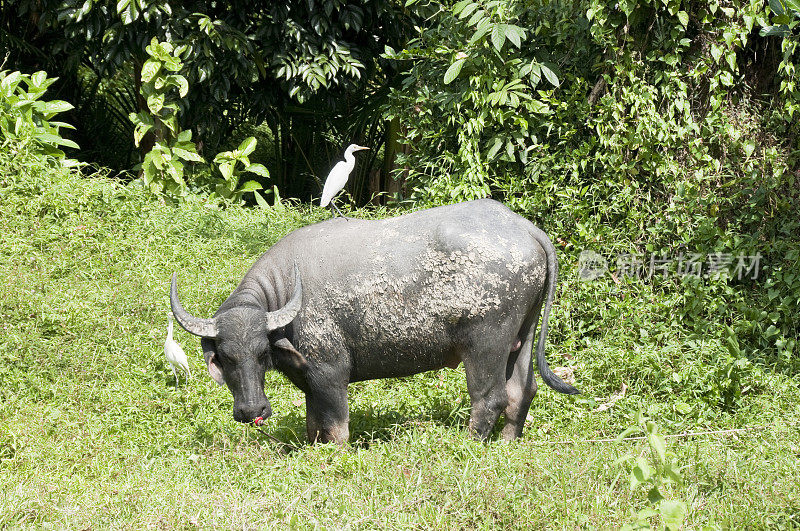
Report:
1,158,799,529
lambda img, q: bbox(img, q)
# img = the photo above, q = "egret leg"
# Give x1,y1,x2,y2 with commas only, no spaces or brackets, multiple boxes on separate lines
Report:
171,366,179,387
330,201,350,220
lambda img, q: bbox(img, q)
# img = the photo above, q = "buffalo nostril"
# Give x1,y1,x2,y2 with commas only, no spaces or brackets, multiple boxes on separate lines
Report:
233,401,271,424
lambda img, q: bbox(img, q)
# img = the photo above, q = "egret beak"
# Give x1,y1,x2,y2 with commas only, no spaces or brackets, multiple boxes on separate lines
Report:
354,146,370,151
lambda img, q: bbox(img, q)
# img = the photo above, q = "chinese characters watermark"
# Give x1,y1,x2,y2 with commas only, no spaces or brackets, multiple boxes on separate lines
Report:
577,251,762,281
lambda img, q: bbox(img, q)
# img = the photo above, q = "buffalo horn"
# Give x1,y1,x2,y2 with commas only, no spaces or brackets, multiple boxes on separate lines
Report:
265,264,303,331
170,273,218,338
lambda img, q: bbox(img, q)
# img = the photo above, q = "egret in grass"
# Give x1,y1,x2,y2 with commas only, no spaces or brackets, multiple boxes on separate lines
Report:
320,144,369,217
164,311,190,386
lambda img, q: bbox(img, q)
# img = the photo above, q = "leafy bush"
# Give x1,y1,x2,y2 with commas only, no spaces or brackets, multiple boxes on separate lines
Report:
616,413,687,531
387,0,799,368
0,69,79,164
212,136,270,205
130,39,270,205
129,38,204,199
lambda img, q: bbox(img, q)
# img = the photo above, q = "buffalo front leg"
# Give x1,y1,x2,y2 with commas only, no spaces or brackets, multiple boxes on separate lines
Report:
305,385,350,444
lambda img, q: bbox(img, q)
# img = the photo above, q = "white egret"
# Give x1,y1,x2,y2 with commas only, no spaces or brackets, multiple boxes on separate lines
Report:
320,144,369,217
164,311,190,386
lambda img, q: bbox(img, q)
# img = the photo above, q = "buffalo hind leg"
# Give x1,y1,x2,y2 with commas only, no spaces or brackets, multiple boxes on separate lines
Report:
462,350,509,441
501,298,542,441
305,385,349,444
501,337,538,441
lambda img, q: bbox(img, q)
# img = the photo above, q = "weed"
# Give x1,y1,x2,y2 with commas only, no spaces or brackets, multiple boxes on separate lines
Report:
615,412,687,530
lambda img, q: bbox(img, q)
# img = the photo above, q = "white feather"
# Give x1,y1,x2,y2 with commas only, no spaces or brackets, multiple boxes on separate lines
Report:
320,144,367,208
165,313,190,385
320,160,352,207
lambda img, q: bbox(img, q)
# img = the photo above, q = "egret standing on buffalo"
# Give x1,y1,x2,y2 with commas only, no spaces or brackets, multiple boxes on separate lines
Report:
320,144,369,217
164,311,190,386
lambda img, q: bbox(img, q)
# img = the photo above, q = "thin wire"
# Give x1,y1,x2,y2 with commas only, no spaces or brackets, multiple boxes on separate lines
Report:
534,421,800,445
253,421,798,448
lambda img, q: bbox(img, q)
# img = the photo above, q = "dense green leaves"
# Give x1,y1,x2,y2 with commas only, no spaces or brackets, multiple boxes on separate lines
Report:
3,0,412,183
0,69,79,163
212,136,269,204
386,0,592,203
385,0,799,365
130,39,203,199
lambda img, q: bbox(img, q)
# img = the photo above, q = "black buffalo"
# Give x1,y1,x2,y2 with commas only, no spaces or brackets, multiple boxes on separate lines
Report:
170,199,578,443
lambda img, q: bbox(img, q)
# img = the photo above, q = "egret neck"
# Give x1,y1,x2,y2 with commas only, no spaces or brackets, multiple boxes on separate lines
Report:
341,145,359,175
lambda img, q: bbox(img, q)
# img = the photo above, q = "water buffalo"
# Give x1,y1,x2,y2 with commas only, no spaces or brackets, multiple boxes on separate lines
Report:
170,199,578,443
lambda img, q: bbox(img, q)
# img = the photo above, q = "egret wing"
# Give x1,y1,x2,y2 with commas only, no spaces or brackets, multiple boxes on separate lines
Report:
165,340,191,377
320,161,349,207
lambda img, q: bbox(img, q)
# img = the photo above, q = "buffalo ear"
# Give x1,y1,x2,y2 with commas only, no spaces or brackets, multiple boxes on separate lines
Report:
272,338,307,371
201,338,226,386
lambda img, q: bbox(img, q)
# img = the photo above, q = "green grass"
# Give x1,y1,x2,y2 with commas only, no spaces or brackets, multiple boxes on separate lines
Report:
1,154,799,529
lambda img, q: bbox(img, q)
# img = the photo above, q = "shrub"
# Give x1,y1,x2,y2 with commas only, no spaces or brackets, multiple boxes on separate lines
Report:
387,0,799,364
0,69,79,165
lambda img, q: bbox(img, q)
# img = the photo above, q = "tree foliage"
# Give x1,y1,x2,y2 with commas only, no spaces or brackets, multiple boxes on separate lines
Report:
2,0,413,194
386,0,799,360
0,69,79,164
